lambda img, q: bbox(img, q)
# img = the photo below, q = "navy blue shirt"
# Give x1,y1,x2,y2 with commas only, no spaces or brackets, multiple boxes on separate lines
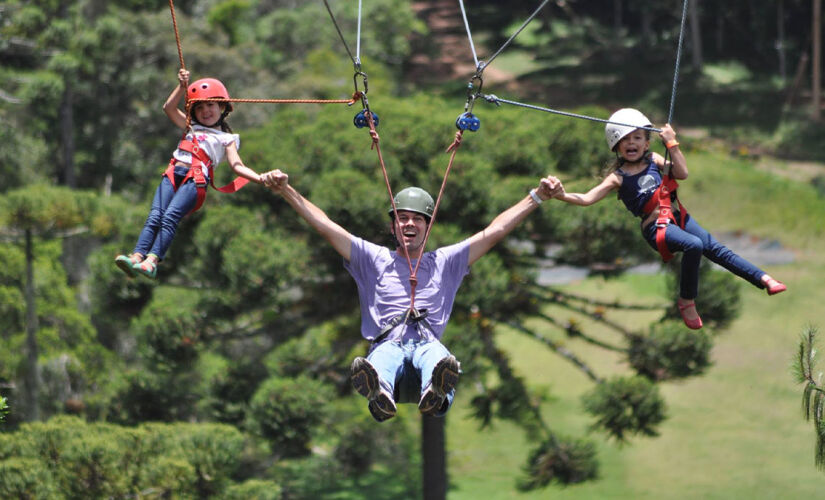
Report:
616,158,662,217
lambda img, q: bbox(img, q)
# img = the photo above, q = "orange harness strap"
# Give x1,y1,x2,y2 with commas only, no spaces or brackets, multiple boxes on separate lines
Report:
164,137,250,214
641,174,687,262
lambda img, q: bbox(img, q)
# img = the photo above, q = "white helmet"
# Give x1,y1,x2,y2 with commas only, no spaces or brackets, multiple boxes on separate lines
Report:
605,108,652,151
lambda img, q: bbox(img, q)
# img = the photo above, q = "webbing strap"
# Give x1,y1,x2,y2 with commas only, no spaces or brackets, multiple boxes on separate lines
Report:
642,175,687,262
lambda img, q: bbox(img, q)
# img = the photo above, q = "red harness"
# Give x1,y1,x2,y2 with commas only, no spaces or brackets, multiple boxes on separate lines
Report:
164,135,249,214
641,171,688,262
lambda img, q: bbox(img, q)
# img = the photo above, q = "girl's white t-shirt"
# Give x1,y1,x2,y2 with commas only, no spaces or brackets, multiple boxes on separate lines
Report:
171,124,240,181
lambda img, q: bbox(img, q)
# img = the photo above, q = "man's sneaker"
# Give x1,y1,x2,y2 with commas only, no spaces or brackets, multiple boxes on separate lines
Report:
350,357,397,422
419,355,460,416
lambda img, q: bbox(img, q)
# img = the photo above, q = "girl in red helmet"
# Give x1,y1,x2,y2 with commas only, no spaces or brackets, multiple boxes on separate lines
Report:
114,69,264,279
552,108,786,330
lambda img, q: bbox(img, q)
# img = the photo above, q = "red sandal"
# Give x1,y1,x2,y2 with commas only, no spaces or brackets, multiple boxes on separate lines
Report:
677,300,703,330
762,275,787,296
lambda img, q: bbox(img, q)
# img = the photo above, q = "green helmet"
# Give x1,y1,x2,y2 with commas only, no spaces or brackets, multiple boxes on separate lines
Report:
388,187,434,220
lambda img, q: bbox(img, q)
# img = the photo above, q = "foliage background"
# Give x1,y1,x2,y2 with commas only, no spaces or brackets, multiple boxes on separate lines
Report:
1,0,824,498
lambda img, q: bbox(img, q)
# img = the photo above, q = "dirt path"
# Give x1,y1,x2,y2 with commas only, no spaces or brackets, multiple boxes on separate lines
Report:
407,0,513,85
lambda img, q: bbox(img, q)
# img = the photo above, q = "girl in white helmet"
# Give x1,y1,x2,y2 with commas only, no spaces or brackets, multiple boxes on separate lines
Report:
114,69,265,279
552,108,786,329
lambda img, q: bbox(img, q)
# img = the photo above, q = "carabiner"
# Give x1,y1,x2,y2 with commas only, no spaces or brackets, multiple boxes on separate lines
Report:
353,71,369,98
463,75,484,114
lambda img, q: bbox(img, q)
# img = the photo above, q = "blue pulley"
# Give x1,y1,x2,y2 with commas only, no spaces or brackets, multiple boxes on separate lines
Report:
455,112,480,131
353,110,379,128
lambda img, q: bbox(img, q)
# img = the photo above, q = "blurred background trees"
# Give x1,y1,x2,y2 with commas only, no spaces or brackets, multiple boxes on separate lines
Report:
0,0,821,497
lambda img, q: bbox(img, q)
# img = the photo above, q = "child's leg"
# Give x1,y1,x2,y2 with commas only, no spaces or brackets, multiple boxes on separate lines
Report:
133,177,177,257
682,215,766,289
146,180,199,261
643,222,703,299
643,222,704,328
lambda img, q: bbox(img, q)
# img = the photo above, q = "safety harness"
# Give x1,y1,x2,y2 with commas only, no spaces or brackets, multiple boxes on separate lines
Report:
164,134,249,214
371,308,431,346
640,166,688,262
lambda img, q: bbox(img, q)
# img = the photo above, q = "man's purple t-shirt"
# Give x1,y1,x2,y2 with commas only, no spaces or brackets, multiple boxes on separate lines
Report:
343,237,470,343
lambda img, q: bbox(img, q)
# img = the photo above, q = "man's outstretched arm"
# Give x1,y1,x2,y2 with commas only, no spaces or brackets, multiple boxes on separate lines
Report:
466,175,560,266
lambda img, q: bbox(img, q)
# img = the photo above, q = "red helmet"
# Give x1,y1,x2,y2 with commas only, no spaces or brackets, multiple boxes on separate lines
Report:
187,78,233,113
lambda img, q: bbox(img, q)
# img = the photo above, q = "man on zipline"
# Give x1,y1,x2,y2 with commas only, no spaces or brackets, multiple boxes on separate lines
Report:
261,169,562,422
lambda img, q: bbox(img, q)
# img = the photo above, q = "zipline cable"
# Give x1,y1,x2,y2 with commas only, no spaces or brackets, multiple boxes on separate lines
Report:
663,0,689,168
323,0,362,70
458,0,551,75
457,0,480,71
482,0,551,73
479,94,662,133
475,0,689,136
356,0,363,68
668,0,689,124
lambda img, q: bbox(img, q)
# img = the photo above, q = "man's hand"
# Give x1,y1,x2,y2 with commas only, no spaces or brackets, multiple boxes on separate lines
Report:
537,175,563,201
261,169,289,194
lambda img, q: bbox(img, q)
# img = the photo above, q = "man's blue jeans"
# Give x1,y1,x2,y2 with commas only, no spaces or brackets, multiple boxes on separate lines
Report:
642,213,766,299
367,339,455,417
133,168,198,261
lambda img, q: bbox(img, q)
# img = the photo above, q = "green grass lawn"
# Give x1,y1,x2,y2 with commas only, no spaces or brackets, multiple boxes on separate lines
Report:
445,148,825,499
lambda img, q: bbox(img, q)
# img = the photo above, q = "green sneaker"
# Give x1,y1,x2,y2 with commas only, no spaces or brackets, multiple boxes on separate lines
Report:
114,255,137,278
132,259,157,280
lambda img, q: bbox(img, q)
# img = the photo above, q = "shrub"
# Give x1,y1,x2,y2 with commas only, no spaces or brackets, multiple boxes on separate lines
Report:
627,320,713,380
248,375,332,458
581,376,667,442
518,435,598,489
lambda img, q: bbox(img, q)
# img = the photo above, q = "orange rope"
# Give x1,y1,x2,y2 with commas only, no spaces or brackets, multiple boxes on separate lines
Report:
411,130,463,286
168,0,357,106
366,109,465,312
168,0,185,70
188,95,361,105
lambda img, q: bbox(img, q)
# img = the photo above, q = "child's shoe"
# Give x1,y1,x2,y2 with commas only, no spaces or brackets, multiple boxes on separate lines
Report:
114,255,138,278
677,300,703,330
762,275,787,296
350,357,397,422
419,355,460,416
132,259,157,280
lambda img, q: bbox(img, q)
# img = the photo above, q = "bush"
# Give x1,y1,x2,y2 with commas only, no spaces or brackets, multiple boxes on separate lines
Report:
247,375,332,458
0,416,245,498
0,458,60,499
627,320,713,380
773,116,825,162
518,435,599,490
224,479,282,500
581,376,667,442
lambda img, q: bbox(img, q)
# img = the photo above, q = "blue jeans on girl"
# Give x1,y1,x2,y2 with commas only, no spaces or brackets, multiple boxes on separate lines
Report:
367,338,455,417
642,212,766,299
133,167,198,261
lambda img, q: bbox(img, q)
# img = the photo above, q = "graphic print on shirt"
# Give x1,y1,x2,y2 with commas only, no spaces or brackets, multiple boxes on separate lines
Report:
637,173,658,194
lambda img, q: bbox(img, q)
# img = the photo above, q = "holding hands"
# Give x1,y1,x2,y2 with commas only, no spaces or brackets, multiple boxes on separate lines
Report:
261,169,290,194
536,175,564,202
